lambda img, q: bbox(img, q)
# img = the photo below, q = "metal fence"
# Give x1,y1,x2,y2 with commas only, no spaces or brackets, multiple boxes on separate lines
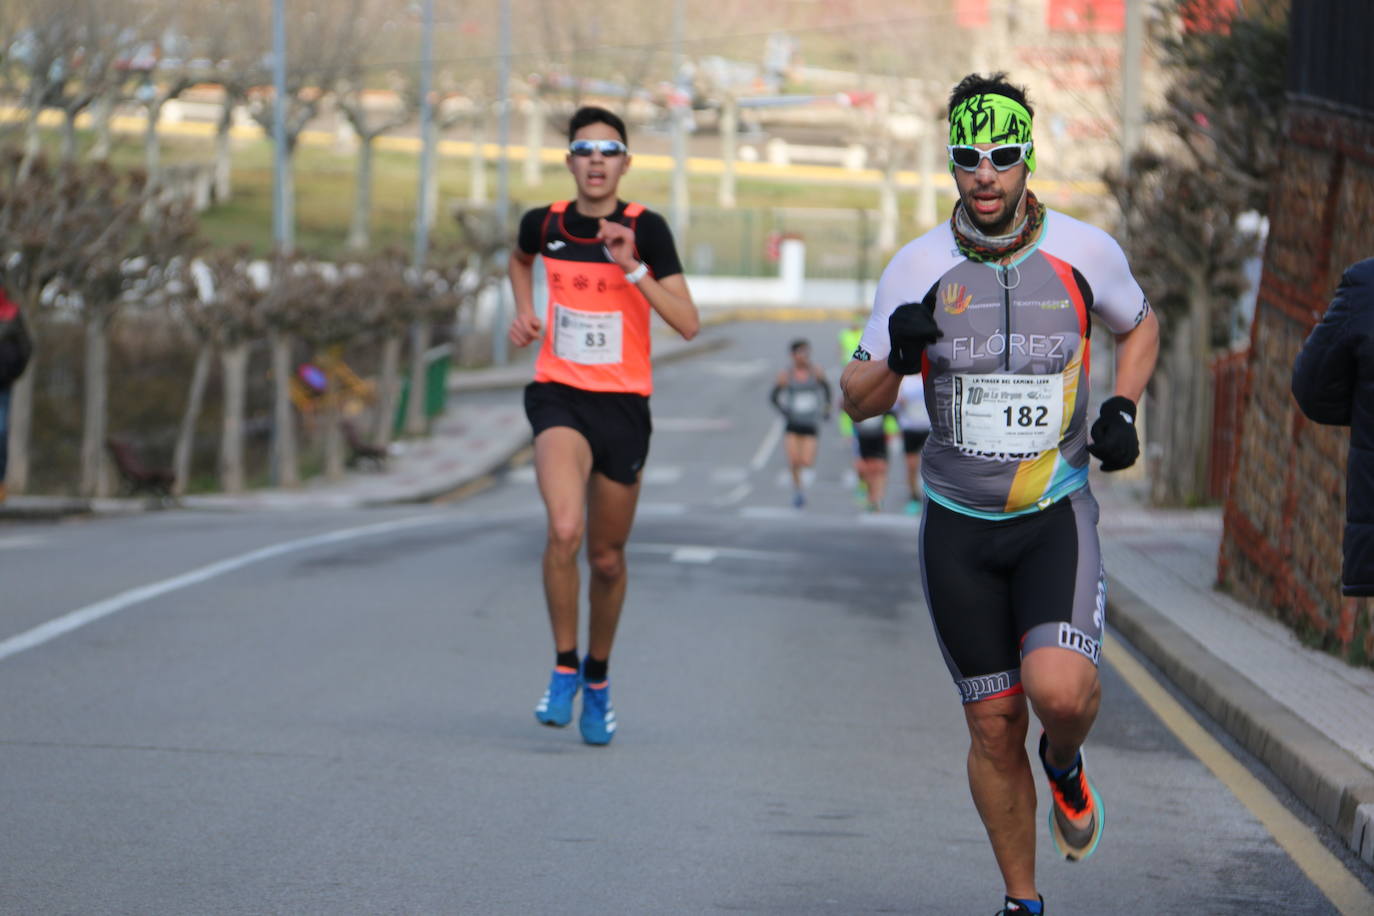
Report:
678,206,884,285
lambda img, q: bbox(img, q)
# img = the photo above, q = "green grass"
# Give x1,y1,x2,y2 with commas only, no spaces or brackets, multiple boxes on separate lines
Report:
36,127,952,262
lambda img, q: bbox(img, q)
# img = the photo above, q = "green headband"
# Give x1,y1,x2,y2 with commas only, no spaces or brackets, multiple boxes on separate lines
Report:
948,93,1036,173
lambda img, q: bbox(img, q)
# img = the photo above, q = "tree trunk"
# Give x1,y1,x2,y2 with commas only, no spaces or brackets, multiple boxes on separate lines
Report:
372,333,403,446
1186,270,1215,503
79,317,110,498
405,321,431,435
20,101,43,178
270,331,300,487
523,96,543,187
322,397,346,481
282,147,297,254
172,341,213,496
469,113,488,203
6,354,35,493
347,136,376,250
219,342,249,493
144,100,163,178
60,109,79,163
214,107,234,203
1150,306,1213,507
90,95,115,162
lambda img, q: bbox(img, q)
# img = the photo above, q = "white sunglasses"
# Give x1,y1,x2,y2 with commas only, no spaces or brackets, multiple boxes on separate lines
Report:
947,142,1033,172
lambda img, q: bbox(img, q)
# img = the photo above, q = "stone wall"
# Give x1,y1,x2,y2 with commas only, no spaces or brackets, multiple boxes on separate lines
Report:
1218,106,1374,667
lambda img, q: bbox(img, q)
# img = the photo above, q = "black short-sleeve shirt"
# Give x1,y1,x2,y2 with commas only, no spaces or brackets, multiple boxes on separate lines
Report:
517,200,683,280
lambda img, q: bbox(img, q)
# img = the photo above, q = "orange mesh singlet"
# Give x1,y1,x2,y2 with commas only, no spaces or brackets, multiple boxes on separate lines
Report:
533,200,655,396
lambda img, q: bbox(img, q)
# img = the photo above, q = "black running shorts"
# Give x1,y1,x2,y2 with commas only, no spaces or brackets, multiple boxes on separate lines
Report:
785,422,819,437
902,430,930,454
856,431,888,461
524,381,652,485
919,486,1106,704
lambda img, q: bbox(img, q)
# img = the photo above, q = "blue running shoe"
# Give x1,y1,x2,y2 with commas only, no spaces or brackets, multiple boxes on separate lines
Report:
534,667,579,727
579,681,617,746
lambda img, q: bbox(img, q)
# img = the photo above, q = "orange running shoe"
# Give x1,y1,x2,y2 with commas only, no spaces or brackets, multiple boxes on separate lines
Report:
1038,731,1104,861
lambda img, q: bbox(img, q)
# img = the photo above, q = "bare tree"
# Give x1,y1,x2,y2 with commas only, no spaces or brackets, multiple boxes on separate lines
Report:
195,254,266,493
338,73,413,250
1105,0,1286,506
161,250,226,496
243,0,371,247
0,149,74,491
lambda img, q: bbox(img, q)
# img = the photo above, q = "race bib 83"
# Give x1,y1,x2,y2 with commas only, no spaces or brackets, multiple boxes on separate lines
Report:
553,304,623,366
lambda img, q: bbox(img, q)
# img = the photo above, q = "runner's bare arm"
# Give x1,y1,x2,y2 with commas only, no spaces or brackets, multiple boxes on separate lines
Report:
1111,308,1160,403
598,218,699,340
638,272,700,341
840,358,901,421
508,248,542,348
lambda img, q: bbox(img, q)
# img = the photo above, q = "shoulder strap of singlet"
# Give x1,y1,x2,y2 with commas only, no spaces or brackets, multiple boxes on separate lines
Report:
623,202,645,218
539,201,570,250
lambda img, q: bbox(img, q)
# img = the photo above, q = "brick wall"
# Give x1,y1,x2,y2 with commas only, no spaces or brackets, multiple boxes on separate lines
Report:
1217,105,1374,667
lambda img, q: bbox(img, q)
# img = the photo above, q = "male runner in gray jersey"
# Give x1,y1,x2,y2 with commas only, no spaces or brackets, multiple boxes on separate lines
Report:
771,339,832,507
841,73,1159,915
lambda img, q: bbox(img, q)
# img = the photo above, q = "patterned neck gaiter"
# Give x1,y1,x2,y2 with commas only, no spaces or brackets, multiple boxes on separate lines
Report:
951,189,1046,263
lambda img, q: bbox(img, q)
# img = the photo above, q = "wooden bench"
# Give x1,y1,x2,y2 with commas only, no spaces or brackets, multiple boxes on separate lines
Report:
105,438,175,501
342,420,388,471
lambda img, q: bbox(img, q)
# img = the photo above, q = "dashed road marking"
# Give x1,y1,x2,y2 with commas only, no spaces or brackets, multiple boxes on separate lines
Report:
750,418,785,471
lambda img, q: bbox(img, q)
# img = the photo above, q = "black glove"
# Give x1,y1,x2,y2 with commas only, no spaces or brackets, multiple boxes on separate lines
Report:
1086,396,1139,471
887,302,943,375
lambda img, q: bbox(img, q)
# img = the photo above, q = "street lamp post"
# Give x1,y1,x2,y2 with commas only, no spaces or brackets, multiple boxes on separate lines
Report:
492,0,513,365
405,0,437,437
272,0,291,255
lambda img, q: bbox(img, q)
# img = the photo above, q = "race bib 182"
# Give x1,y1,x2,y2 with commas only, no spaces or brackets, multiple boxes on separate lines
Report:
553,304,623,365
952,373,1065,454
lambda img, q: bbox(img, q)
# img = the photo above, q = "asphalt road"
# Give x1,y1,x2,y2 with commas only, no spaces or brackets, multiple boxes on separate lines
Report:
0,321,1362,914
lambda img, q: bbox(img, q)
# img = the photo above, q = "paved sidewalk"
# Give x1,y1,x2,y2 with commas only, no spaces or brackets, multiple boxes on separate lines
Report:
1094,474,1374,867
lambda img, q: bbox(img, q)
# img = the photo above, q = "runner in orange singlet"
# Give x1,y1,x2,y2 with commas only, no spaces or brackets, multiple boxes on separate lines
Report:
508,106,699,746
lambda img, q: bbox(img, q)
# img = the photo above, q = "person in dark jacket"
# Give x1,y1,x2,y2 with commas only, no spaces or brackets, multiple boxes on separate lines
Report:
1292,257,1374,597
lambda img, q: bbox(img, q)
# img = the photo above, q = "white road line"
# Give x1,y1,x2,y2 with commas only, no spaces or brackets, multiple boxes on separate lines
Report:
739,506,802,521
670,546,717,564
855,513,920,529
0,535,48,550
749,417,785,472
774,468,815,488
654,417,734,432
710,466,750,484
713,482,753,507
0,515,449,663
635,542,792,562
637,502,688,516
643,466,684,484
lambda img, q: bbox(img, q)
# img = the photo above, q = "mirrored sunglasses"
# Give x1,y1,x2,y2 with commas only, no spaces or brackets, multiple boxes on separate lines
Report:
569,139,627,157
947,142,1032,172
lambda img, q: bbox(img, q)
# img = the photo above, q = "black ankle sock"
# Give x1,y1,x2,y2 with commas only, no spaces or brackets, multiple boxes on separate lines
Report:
582,656,608,683
555,650,579,671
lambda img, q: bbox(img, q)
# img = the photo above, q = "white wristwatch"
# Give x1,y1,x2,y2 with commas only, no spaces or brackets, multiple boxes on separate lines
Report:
624,262,649,284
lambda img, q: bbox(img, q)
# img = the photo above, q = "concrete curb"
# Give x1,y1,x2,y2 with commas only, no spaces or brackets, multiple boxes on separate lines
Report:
1107,574,1374,863
358,430,532,509
0,496,164,522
